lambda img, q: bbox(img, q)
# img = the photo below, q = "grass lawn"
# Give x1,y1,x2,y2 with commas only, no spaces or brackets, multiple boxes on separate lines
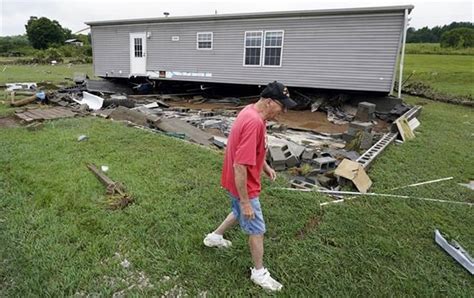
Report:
0,63,94,85
1,57,473,295
403,54,474,98
405,43,474,55
0,95,473,296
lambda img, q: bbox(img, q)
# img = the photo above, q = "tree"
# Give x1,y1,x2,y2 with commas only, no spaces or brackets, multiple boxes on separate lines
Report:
0,35,32,56
440,28,474,48
407,21,474,43
25,16,72,49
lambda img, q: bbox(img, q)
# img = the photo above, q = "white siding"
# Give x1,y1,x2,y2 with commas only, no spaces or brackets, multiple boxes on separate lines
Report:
90,11,405,92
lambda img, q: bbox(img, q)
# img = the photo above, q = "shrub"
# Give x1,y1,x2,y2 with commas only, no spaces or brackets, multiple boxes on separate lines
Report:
44,48,64,63
30,48,64,64
440,28,474,48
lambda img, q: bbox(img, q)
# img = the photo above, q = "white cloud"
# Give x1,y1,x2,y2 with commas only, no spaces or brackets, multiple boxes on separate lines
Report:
1,0,472,36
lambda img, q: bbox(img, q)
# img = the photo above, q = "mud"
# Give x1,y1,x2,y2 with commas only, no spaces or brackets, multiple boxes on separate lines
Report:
0,116,21,128
167,101,390,134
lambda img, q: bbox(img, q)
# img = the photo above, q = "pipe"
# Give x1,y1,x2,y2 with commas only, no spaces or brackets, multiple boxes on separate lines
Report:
398,8,408,98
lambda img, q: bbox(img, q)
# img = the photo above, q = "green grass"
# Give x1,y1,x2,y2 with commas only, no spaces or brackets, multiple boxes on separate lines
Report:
403,54,474,98
1,96,473,296
406,43,474,55
0,63,94,85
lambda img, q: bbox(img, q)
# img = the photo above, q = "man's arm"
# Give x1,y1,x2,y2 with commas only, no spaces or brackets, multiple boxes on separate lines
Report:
263,161,277,181
234,164,255,219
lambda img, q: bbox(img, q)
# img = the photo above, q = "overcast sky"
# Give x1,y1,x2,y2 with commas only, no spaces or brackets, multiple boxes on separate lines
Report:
1,0,472,36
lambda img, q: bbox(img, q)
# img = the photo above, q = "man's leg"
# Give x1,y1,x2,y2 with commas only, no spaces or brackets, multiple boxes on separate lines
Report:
204,212,237,248
246,199,283,291
214,212,238,235
249,234,264,269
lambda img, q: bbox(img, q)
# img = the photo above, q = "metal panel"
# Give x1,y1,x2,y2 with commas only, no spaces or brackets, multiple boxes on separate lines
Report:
90,10,405,92
85,5,414,26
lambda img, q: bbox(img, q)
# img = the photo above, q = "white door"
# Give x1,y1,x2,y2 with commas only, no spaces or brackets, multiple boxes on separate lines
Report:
130,32,147,75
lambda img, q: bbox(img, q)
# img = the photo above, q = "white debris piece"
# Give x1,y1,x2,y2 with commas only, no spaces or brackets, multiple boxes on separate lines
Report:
73,92,104,110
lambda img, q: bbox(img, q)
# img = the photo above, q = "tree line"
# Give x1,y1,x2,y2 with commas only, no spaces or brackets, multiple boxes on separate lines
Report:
407,22,474,48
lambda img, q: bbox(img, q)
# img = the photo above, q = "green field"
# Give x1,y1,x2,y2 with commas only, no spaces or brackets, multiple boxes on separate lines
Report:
1,56,474,295
403,54,474,98
405,43,474,55
0,63,94,85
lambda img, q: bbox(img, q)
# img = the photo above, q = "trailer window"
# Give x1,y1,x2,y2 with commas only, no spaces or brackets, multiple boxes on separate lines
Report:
244,31,263,66
197,32,213,50
263,31,283,66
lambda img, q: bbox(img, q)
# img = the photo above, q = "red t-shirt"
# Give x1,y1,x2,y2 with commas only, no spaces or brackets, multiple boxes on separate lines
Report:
221,104,266,199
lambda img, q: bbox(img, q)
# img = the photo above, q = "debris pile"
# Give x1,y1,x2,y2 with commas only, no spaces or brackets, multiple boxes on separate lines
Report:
2,77,423,199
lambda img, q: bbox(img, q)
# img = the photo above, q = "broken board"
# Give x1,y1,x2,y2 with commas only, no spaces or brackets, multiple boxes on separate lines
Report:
335,159,372,193
395,116,415,142
15,107,76,122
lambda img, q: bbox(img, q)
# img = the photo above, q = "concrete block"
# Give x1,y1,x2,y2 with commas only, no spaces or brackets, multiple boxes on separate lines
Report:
348,121,374,135
268,146,287,171
281,145,299,168
355,101,376,122
317,152,333,158
313,157,337,173
301,149,316,161
360,132,374,150
291,176,319,190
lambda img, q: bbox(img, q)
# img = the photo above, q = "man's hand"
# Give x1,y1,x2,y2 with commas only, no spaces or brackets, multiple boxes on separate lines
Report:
240,201,255,220
264,162,277,181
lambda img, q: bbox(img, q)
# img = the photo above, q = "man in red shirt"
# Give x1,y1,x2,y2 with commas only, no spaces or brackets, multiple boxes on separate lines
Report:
204,81,297,292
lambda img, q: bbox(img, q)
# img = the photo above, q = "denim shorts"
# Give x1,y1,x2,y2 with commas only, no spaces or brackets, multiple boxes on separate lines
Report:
229,193,266,235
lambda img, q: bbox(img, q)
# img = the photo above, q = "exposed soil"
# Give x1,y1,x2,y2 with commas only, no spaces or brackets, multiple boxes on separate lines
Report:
296,215,321,240
167,101,390,134
0,116,21,128
276,110,348,133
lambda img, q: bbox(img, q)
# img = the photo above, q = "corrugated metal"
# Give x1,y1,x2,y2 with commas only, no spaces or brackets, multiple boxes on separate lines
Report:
90,10,406,92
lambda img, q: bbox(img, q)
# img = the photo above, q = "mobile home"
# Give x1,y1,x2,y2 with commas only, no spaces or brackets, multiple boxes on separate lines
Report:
86,5,413,94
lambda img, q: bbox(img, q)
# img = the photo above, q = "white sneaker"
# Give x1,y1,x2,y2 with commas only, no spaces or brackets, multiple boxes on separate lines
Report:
203,232,232,248
250,268,283,291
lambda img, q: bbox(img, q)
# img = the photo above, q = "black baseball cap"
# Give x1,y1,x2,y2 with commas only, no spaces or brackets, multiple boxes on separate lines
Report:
260,81,297,110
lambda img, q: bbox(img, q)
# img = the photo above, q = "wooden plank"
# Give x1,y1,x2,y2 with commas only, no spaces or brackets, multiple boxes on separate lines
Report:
24,109,47,119
22,110,44,120
45,108,69,118
17,107,77,121
15,113,34,122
